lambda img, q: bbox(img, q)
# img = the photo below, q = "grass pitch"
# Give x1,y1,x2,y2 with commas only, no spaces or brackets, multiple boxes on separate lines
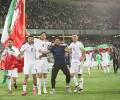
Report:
0,66,120,100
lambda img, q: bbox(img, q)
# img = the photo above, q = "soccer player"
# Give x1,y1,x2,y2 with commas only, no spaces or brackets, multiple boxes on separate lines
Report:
50,37,71,95
34,32,51,95
101,49,110,73
1,39,19,93
95,52,102,70
85,51,93,75
68,34,85,93
20,36,37,96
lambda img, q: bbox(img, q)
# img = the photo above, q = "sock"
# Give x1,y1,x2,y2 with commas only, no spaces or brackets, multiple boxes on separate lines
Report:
8,78,12,91
33,84,36,90
22,81,27,92
43,78,47,89
72,76,79,87
33,79,37,90
79,77,83,89
37,78,42,94
66,83,70,87
52,88,55,91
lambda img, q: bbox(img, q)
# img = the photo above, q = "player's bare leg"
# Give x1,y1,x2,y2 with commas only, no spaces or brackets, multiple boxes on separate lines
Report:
71,73,79,93
7,76,12,94
78,74,84,93
98,63,102,70
13,77,17,89
43,73,48,94
37,73,42,95
98,64,100,70
22,75,29,96
32,74,37,95
100,64,103,70
88,67,92,76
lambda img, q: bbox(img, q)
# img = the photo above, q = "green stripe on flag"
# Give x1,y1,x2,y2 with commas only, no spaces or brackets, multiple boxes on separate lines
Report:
84,47,95,51
2,70,8,84
7,0,17,33
97,44,109,49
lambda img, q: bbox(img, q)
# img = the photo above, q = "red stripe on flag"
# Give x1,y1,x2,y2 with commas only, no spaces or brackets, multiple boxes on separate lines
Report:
9,0,25,48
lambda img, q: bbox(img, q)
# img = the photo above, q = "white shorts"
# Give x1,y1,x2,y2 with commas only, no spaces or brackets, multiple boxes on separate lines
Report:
24,62,36,75
7,68,18,77
34,58,49,73
86,61,92,68
70,62,83,74
102,60,109,67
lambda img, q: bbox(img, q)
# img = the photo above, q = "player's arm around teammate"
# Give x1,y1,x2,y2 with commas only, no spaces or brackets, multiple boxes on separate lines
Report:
34,32,51,95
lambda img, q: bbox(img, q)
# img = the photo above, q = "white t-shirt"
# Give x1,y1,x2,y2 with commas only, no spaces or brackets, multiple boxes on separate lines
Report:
20,43,35,63
68,41,84,62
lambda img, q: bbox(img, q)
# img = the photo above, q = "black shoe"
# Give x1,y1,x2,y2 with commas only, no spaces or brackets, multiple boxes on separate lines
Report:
73,85,79,93
77,88,84,93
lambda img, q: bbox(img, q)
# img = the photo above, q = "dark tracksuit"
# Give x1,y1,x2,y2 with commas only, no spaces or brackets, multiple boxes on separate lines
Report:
113,50,119,73
50,45,70,89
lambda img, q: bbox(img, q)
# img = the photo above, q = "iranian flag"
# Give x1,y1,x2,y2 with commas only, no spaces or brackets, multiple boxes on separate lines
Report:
1,0,26,48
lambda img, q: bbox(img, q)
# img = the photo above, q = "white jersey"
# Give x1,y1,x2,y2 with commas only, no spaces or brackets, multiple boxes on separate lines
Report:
101,52,110,66
40,40,51,52
34,38,51,59
85,53,92,62
34,38,42,59
68,41,84,62
20,43,35,63
34,38,51,73
101,52,109,62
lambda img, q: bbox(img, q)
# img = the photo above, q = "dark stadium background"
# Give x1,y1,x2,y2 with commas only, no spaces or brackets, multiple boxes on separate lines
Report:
0,0,120,47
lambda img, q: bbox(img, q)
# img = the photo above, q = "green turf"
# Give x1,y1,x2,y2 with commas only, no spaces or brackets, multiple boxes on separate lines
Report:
0,66,120,100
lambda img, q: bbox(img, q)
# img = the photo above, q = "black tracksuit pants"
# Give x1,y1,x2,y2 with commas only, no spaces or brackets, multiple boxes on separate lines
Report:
51,64,70,89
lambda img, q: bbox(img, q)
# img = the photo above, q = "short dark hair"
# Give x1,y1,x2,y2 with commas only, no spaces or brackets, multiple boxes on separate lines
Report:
8,38,13,41
27,35,34,38
72,33,78,36
54,36,60,40
40,32,47,36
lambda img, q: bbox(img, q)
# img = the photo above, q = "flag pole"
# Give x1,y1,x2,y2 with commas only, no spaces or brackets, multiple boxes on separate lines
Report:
24,0,26,37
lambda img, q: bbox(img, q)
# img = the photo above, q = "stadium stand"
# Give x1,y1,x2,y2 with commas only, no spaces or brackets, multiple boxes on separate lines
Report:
0,0,120,29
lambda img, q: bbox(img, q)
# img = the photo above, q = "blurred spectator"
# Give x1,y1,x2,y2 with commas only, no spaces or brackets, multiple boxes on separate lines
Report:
0,0,120,29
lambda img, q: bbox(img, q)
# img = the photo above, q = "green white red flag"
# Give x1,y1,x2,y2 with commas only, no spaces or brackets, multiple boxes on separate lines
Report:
1,0,26,48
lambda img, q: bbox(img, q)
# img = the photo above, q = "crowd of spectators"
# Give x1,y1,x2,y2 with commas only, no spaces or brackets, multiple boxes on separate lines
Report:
0,0,120,29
